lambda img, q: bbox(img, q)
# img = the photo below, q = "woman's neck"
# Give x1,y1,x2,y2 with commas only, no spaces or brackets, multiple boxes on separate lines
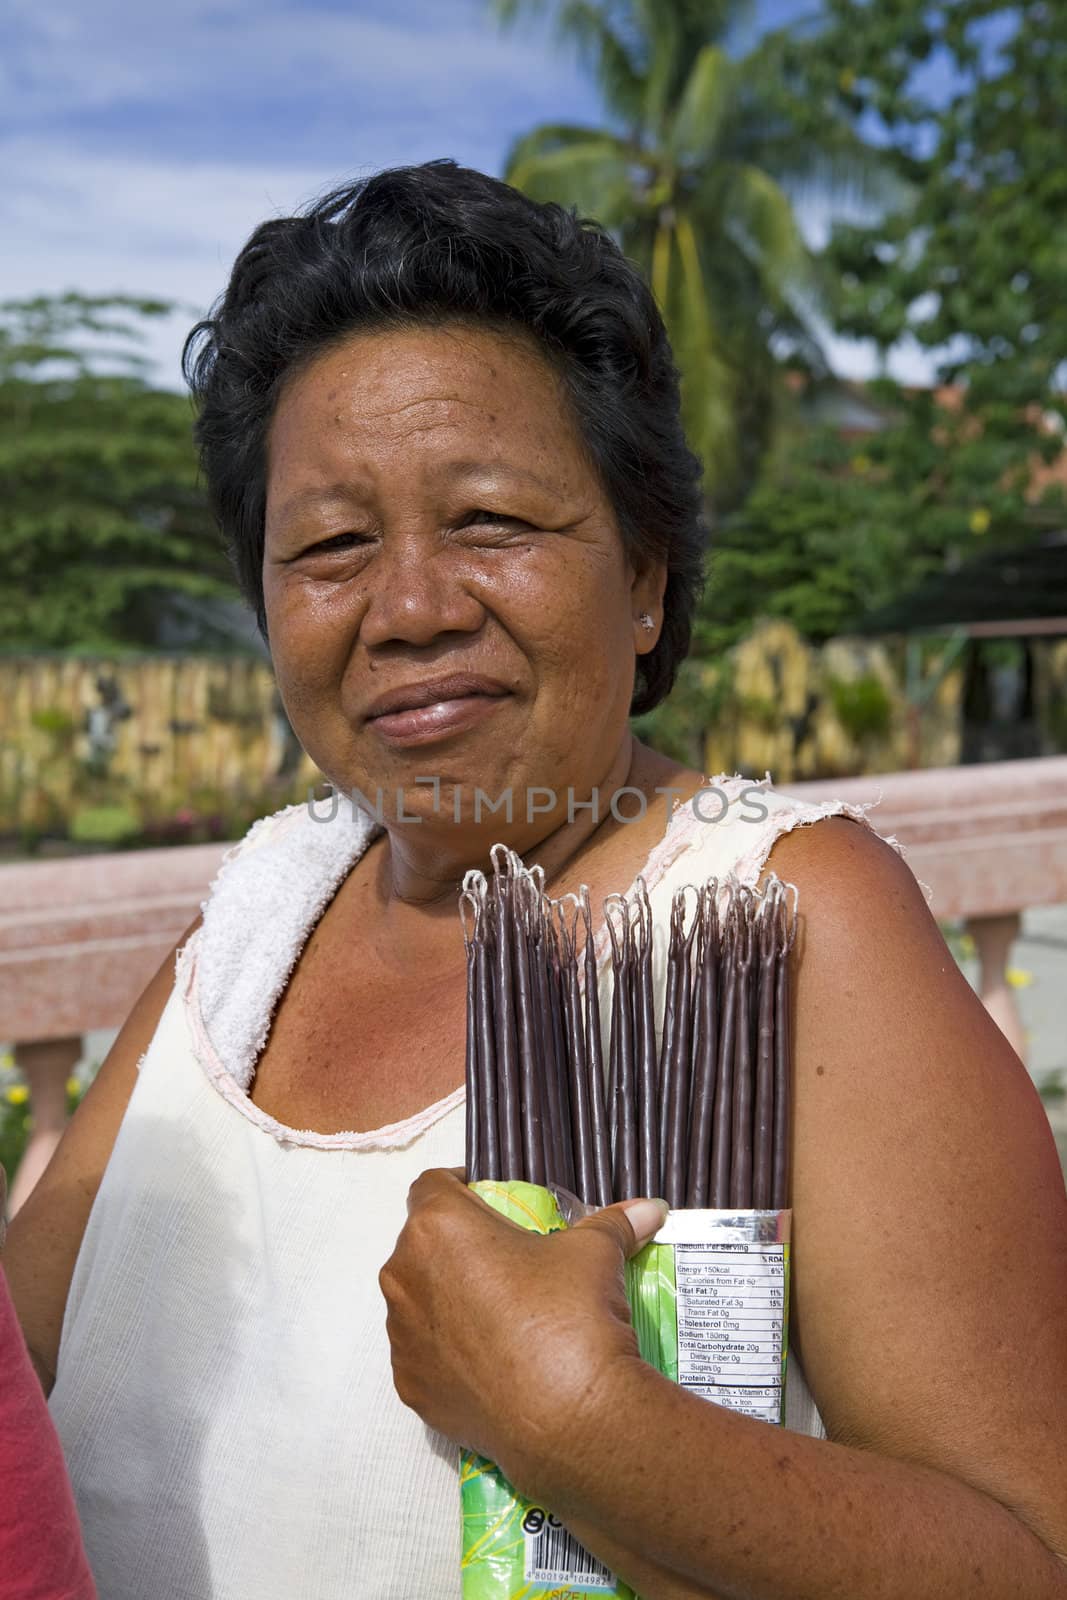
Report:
371,736,689,919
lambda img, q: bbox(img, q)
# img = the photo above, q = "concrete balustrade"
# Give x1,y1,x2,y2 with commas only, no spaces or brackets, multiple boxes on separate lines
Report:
2,756,1066,1212
0,842,227,1042
1,842,226,1214
788,755,1067,1063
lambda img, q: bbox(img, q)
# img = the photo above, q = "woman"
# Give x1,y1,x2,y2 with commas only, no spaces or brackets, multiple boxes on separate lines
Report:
4,162,1066,1599
0,1167,97,1600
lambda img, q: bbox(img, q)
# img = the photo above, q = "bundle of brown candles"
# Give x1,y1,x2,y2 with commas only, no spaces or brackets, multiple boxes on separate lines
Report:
461,847,798,1211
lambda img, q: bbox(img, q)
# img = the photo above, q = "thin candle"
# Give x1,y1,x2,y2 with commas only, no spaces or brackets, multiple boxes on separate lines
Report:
709,894,738,1208
752,885,779,1209
580,887,614,1209
685,882,720,1208
730,889,756,1209
634,881,660,1200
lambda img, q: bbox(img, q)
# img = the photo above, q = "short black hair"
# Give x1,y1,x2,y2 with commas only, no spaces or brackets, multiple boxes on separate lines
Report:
183,160,705,715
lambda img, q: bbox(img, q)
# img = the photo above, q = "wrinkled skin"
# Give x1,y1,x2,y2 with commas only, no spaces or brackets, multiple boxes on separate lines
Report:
263,321,671,890
380,1170,666,1496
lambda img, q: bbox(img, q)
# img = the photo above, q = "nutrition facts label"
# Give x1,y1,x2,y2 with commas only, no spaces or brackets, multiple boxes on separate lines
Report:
672,1237,786,1425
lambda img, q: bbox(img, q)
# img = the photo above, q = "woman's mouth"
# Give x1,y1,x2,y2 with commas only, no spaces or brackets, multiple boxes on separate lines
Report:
363,674,513,748
368,693,509,746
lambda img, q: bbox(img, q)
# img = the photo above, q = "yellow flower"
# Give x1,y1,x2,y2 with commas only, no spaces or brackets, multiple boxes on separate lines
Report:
1006,967,1034,990
66,1076,81,1098
850,453,871,475
5,1084,29,1105
969,507,991,535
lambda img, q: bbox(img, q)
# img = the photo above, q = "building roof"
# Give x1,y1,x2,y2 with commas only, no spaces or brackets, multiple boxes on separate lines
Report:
856,532,1067,636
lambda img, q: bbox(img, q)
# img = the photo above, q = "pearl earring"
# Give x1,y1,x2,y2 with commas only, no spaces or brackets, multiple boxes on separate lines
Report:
638,612,655,631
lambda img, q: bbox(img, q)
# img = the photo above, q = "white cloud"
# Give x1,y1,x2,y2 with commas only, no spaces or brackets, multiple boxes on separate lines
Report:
3,136,942,389
3,0,940,388
3,141,345,385
2,0,599,384
1,0,584,138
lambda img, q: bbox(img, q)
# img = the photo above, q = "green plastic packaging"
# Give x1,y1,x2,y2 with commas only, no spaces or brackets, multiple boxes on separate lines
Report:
460,1182,791,1599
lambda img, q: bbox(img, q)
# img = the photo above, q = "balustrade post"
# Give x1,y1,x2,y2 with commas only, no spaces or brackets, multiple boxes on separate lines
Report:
965,911,1026,1064
6,1035,81,1216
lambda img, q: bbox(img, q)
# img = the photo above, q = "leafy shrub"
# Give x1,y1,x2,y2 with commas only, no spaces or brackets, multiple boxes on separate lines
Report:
828,673,893,742
69,804,142,846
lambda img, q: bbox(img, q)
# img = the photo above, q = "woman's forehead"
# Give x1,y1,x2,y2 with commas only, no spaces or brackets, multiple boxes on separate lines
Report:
281,323,561,423
267,324,589,492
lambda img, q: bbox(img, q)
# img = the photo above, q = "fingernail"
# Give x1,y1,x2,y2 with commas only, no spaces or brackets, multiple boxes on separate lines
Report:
622,1197,670,1243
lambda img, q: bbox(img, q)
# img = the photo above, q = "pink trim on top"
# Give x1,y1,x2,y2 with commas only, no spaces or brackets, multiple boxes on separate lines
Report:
177,931,465,1151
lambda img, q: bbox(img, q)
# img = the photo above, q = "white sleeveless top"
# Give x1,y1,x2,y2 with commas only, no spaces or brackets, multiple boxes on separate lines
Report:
50,776,883,1600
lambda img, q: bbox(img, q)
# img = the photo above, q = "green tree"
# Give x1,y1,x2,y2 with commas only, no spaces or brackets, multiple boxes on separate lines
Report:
685,0,1067,669
803,0,1067,543
697,401,936,655
0,294,234,651
494,0,897,508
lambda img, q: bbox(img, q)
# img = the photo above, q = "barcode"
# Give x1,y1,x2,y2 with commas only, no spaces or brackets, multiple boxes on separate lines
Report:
522,1507,615,1591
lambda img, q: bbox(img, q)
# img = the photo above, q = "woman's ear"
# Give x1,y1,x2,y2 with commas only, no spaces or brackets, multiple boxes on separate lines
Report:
630,559,668,654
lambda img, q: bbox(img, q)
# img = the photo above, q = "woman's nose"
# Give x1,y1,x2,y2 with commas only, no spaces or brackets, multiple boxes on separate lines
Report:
357,534,485,650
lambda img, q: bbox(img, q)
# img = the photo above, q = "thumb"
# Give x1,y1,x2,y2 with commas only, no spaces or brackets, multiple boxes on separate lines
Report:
571,1196,669,1260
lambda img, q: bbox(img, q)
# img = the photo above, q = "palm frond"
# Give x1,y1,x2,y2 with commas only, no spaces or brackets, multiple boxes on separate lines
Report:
668,213,738,497
748,132,915,219
506,135,640,223
559,1,647,117
504,121,638,174
490,0,897,500
650,222,673,308
490,0,548,18
668,45,734,165
719,164,839,346
720,164,813,297
635,1,681,135
494,0,646,121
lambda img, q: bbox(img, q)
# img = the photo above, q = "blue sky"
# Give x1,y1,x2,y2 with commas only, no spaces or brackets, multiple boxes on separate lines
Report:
2,0,941,386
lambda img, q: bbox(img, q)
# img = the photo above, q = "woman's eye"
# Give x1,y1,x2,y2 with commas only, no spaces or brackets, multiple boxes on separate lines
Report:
463,510,531,532
305,531,368,554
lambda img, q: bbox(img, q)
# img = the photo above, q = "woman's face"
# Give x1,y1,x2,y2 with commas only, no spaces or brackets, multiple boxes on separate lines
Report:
262,322,663,833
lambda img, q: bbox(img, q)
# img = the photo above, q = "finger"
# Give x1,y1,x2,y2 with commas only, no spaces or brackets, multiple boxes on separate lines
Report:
406,1166,468,1214
570,1197,669,1261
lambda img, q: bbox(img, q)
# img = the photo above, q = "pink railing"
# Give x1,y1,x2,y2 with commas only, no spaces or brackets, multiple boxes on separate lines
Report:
3,757,1066,1212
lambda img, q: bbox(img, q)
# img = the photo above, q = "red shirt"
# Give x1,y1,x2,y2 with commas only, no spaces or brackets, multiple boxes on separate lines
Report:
0,1266,96,1600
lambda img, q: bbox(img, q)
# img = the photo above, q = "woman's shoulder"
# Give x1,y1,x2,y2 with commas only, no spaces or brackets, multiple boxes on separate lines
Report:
187,797,380,1082
662,771,903,891
197,794,377,917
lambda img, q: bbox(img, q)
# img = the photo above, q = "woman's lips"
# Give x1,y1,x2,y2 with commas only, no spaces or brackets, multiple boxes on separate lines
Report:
367,693,509,746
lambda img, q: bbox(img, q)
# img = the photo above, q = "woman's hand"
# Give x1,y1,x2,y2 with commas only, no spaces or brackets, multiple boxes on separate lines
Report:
380,1169,666,1497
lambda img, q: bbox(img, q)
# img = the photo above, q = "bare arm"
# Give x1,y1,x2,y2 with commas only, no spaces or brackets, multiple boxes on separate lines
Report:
383,819,1067,1598
553,821,1067,1595
0,916,201,1394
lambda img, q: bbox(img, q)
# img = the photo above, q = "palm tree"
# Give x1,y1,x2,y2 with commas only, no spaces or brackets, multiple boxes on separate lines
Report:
494,0,898,511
